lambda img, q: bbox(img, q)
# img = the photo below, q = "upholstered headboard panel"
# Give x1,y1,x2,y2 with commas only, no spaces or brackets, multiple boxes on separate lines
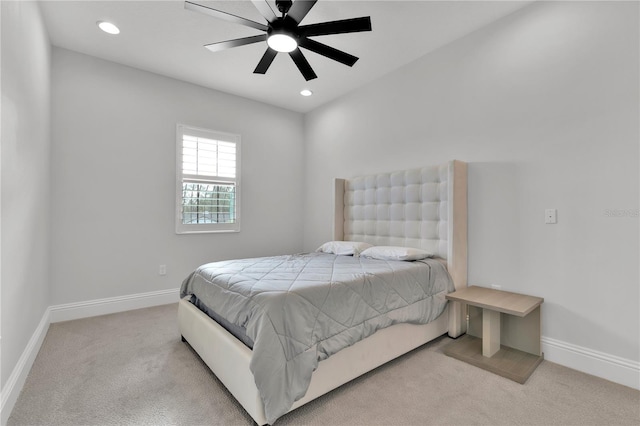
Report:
333,159,468,297
341,163,450,258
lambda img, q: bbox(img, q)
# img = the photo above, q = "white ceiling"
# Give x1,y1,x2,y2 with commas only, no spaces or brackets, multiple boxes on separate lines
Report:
40,1,532,113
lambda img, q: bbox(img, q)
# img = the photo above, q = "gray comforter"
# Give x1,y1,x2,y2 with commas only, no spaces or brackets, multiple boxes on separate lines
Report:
180,252,454,423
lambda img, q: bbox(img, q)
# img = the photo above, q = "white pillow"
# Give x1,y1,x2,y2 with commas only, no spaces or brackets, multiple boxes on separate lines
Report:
360,246,434,261
316,241,373,256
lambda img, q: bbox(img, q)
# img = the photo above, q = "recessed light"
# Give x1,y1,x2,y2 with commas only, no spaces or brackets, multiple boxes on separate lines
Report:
300,89,313,97
97,21,120,35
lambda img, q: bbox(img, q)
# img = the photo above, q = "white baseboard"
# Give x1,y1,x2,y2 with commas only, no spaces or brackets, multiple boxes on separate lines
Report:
49,288,180,323
1,288,180,425
1,308,51,426
542,336,640,390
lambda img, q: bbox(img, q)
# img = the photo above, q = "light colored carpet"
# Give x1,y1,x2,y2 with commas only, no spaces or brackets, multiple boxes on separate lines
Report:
8,303,640,426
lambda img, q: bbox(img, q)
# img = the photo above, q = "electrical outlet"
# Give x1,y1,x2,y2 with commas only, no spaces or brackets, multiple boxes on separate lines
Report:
159,264,167,276
491,284,502,290
545,209,557,224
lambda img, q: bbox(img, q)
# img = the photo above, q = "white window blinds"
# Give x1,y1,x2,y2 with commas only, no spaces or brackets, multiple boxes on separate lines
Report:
176,125,241,234
181,136,236,179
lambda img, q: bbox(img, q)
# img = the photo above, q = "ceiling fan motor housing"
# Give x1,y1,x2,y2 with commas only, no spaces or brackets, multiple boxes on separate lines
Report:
268,16,299,41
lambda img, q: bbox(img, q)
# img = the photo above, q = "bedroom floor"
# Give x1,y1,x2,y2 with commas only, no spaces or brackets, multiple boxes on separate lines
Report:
8,303,640,426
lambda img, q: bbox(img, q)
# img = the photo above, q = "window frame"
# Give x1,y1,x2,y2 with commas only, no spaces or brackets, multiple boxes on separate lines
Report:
175,124,241,234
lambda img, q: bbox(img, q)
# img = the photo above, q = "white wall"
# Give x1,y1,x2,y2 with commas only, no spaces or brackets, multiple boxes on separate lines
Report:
1,0,51,391
51,48,305,305
304,0,639,366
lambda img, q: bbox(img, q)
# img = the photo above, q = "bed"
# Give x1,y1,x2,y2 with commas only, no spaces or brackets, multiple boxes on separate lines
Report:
178,160,468,425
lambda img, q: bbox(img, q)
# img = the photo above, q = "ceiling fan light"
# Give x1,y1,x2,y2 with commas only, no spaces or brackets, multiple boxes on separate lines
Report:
267,34,297,53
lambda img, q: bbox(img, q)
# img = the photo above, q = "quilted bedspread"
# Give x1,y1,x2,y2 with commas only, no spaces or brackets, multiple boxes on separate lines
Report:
180,252,454,423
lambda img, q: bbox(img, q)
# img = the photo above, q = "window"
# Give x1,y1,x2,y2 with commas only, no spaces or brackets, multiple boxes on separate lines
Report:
176,124,240,233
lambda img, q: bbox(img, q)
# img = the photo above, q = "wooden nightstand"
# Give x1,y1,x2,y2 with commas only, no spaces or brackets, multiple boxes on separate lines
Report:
443,286,544,384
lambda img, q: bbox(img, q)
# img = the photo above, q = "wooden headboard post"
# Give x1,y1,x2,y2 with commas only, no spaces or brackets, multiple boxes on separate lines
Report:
447,160,467,338
333,160,468,338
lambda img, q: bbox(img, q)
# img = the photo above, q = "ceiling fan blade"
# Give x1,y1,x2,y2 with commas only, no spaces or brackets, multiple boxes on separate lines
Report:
289,48,318,81
287,0,317,24
205,34,267,53
299,38,358,67
299,16,372,37
254,48,278,74
185,1,268,32
251,0,277,23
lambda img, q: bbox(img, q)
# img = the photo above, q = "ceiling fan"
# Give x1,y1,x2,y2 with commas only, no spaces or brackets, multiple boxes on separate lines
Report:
185,0,372,81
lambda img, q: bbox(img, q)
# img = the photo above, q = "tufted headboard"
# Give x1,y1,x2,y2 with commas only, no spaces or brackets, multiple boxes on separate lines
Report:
333,160,467,336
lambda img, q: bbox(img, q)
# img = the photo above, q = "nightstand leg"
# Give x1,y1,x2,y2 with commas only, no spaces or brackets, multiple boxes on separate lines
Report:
483,309,501,357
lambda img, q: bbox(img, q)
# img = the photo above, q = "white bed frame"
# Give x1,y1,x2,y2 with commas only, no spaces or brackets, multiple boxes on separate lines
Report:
178,160,467,425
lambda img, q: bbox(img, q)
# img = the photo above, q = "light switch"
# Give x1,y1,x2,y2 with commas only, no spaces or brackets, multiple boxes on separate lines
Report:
545,209,557,224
